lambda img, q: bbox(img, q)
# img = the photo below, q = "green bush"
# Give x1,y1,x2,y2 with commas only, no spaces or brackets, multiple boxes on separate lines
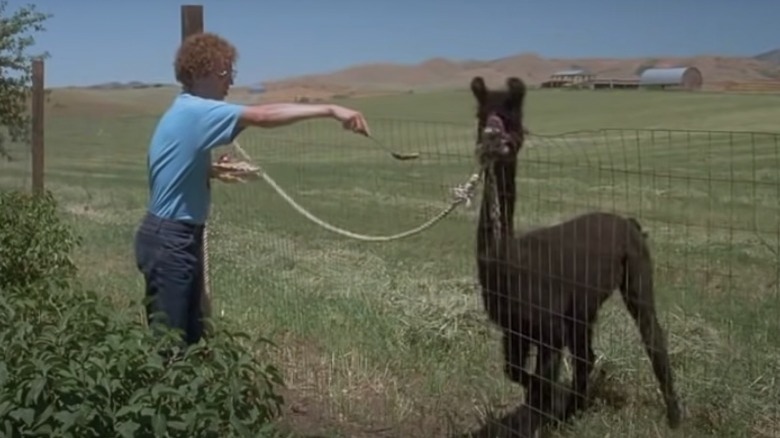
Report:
0,190,287,437
0,190,80,290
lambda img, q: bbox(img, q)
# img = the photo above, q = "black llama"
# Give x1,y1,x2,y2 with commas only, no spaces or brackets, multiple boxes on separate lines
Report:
470,76,683,434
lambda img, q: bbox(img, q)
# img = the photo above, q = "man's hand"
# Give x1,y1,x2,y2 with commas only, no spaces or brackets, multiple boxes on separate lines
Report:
209,153,230,178
210,165,238,182
330,106,371,137
209,153,259,183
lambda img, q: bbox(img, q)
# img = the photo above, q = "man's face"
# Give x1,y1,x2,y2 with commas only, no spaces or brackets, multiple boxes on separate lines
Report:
200,64,235,100
215,66,236,99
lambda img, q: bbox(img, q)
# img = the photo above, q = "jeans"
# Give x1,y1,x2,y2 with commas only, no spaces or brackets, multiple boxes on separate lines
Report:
134,212,205,346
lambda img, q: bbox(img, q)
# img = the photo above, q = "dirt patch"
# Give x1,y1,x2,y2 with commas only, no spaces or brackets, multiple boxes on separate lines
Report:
275,379,485,438
266,335,494,437
276,386,398,438
270,336,401,437
751,411,780,438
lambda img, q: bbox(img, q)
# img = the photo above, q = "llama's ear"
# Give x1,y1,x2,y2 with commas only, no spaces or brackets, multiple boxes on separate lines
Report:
470,76,488,104
505,77,526,107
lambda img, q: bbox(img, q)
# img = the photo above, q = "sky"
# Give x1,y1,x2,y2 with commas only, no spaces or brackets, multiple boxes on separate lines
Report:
7,0,780,87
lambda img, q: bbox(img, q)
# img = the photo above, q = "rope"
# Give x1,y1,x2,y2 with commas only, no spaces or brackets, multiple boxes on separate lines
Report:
201,164,213,332
201,222,212,323
231,140,481,242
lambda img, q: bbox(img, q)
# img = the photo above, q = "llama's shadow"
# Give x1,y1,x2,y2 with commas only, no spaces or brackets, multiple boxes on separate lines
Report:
453,385,572,438
453,404,540,438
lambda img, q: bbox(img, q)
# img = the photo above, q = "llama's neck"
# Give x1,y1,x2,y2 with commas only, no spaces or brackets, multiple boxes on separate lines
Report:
477,161,516,255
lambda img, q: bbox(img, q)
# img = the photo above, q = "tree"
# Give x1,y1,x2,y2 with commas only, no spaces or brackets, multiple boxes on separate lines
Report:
0,1,51,162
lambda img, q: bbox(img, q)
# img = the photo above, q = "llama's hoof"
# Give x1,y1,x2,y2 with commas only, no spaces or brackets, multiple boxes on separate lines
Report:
667,399,686,429
560,389,589,423
504,363,527,385
562,398,585,421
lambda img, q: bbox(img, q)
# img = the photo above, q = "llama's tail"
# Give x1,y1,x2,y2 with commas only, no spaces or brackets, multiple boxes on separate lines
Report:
619,218,682,428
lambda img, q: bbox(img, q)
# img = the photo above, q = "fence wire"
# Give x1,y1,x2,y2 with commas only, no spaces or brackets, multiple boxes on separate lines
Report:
34,113,780,437
0,136,31,192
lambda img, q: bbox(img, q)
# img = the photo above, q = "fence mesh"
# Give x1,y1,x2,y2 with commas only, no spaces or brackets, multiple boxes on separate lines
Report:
0,135,31,191
19,111,780,436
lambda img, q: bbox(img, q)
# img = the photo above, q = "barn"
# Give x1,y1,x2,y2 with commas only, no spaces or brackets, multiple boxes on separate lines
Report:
639,67,703,90
248,84,266,94
541,69,595,88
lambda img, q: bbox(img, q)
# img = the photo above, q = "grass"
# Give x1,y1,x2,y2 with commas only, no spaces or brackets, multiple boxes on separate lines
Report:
3,87,780,437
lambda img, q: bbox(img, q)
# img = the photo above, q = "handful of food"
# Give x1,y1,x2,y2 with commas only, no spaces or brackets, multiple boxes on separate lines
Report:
210,153,261,183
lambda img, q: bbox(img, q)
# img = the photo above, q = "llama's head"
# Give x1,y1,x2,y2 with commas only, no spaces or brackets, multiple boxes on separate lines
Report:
470,76,526,166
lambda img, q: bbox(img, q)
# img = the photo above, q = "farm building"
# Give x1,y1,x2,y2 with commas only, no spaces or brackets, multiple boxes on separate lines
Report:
639,67,703,90
541,69,596,88
248,84,266,94
591,78,640,90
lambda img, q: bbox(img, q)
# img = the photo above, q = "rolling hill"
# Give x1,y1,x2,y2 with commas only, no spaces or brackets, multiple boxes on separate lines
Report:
754,48,780,65
259,51,780,97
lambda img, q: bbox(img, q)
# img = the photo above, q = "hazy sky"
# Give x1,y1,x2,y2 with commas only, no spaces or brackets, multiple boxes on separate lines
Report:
9,0,779,87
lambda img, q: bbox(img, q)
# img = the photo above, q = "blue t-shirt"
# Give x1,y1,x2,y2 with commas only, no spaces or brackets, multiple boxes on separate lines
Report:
146,92,245,225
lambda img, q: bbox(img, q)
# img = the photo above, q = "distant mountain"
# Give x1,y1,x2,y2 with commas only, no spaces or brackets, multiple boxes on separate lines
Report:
85,81,172,90
76,50,780,99
754,48,780,65
260,52,780,95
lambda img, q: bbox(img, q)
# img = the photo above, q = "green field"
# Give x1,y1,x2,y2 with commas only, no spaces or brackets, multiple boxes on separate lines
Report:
2,88,779,437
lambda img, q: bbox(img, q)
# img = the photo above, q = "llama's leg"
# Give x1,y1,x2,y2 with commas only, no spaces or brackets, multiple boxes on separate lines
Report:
622,257,683,429
522,341,564,435
502,330,531,386
564,320,595,420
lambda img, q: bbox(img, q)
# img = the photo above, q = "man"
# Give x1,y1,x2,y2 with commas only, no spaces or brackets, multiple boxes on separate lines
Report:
134,32,371,346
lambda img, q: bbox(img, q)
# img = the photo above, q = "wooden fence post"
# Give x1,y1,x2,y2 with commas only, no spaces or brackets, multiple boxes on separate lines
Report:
179,5,214,326
181,5,204,41
31,58,44,195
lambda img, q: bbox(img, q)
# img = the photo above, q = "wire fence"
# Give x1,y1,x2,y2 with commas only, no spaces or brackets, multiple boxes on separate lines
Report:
3,115,779,437
211,121,780,437
0,136,31,191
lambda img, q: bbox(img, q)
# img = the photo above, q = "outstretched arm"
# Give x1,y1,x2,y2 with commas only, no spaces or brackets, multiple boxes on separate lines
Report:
199,101,370,152
239,103,370,135
239,103,332,127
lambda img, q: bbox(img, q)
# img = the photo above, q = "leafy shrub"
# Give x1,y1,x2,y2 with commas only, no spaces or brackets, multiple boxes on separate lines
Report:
0,190,80,290
0,284,287,437
0,190,287,437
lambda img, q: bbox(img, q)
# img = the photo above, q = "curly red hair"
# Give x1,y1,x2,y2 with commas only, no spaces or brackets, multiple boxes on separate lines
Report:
174,32,238,89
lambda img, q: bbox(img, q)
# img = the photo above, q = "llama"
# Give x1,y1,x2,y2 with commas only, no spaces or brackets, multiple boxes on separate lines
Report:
469,76,683,434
